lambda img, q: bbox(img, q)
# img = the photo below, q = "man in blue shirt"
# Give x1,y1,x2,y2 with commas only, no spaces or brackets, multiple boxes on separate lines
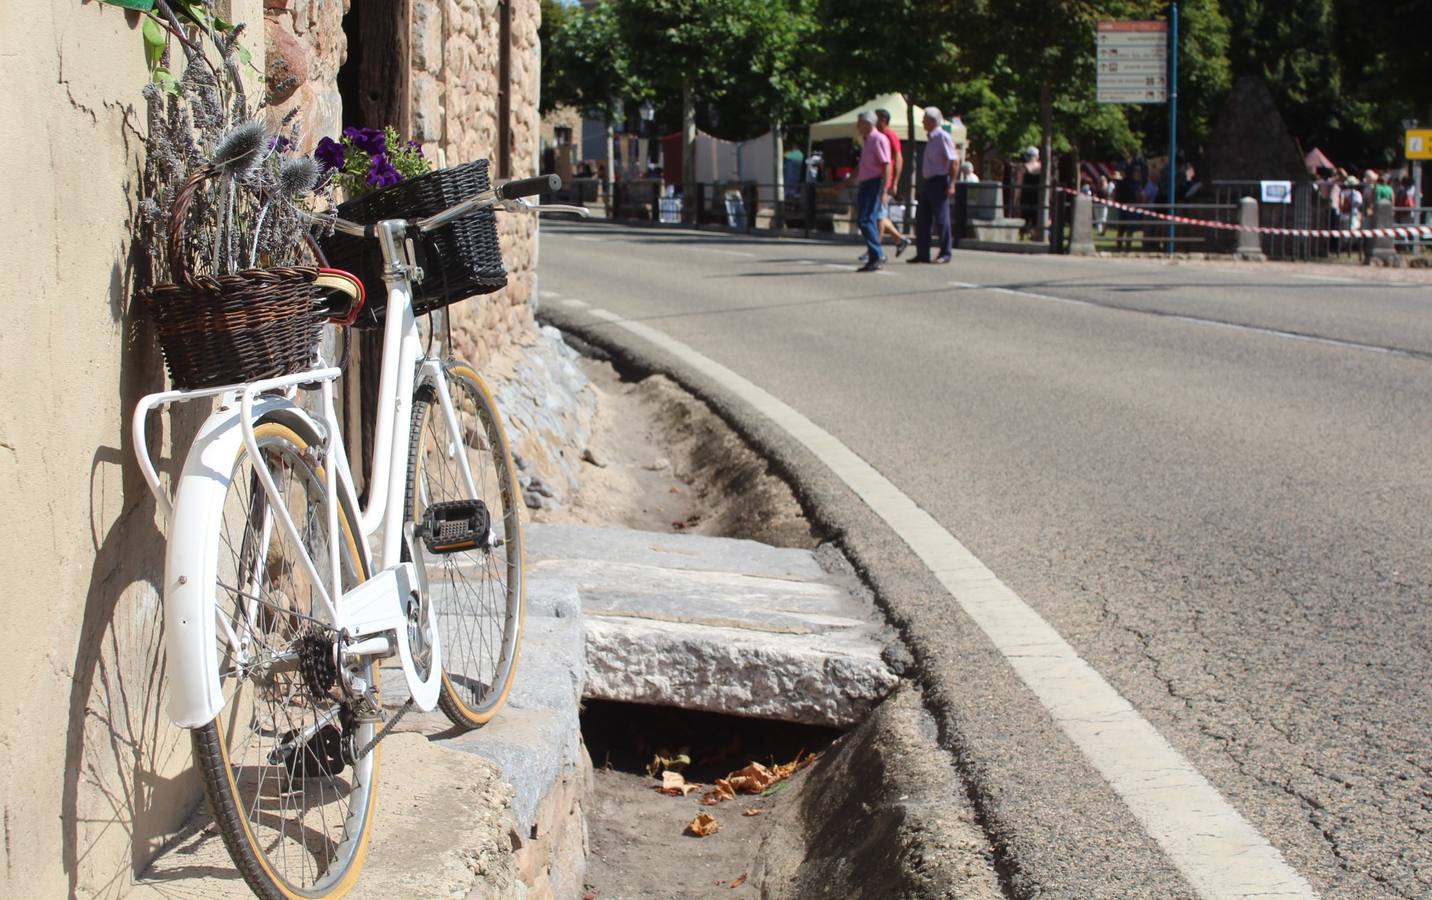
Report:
911,107,959,264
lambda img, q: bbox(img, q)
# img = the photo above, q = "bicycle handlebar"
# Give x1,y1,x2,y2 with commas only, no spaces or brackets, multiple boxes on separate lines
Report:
307,173,579,236
496,174,560,201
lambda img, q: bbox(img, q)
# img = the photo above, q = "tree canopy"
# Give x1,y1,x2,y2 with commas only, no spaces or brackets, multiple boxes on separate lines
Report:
540,0,1429,170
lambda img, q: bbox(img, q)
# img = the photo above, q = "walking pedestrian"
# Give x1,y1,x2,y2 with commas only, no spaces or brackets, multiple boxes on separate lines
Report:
853,112,891,272
872,109,911,258
1113,162,1147,252
909,106,958,264
1094,172,1111,235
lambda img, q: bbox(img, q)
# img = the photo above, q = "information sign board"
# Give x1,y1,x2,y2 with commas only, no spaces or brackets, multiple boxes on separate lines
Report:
1097,21,1168,104
1405,129,1432,160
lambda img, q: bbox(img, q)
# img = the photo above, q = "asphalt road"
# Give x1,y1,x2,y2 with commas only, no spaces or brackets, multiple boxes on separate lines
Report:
536,220,1432,898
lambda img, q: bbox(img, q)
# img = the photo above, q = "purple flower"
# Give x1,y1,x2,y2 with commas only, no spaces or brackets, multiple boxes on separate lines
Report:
343,126,387,156
313,136,345,172
366,153,402,188
268,135,292,153
407,140,425,158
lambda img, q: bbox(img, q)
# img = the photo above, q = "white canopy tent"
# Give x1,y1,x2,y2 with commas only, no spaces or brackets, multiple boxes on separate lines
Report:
807,92,968,152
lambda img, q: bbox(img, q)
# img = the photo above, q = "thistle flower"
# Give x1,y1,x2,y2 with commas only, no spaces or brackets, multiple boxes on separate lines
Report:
211,120,267,179
278,156,319,197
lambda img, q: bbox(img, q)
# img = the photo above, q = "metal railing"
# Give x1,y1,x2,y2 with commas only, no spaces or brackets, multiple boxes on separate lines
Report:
587,177,1431,263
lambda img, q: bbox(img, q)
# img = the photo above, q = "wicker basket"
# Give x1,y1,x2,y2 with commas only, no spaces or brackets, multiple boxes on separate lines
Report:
138,165,323,390
318,160,507,329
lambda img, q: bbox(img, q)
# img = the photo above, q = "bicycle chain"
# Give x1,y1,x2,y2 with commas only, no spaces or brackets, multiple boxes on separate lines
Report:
355,697,414,761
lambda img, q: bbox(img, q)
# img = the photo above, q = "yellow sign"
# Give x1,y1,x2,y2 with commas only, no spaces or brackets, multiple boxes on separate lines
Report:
1406,129,1432,160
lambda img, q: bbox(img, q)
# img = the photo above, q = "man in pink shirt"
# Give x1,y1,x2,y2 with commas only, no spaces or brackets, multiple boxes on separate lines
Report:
874,108,911,258
854,112,891,272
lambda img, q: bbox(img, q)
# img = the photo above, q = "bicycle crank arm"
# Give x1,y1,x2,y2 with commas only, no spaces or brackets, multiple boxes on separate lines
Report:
337,562,443,711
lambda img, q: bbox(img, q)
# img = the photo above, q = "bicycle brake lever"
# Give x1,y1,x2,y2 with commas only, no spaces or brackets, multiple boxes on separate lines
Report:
511,197,591,218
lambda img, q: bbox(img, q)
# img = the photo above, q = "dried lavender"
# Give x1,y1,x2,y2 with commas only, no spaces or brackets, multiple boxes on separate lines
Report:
138,4,328,283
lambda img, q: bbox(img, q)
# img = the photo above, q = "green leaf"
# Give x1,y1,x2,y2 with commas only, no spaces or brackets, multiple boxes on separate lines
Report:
153,65,181,95
141,15,166,72
97,0,157,10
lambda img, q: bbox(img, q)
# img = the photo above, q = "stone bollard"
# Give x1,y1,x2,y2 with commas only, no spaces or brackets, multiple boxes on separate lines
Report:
1069,193,1096,256
1368,198,1398,265
1234,197,1266,261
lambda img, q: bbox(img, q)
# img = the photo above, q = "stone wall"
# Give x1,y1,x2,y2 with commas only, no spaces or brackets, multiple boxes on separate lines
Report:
263,0,544,367
263,0,348,152
263,2,592,508
415,0,544,369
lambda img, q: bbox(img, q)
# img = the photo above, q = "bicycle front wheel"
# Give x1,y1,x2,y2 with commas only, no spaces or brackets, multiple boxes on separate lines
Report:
190,417,379,899
407,364,525,729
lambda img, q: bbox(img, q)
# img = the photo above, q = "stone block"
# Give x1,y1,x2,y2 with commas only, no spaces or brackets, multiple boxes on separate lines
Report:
525,522,826,581
584,615,897,727
1070,192,1096,256
411,72,444,143
412,0,444,74
1235,196,1266,262
263,16,308,106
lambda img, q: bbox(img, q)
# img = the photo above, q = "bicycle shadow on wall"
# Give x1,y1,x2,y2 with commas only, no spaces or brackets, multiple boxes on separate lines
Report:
59,224,217,896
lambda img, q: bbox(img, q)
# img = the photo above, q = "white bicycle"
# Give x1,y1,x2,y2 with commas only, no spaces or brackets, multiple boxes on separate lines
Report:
134,172,585,897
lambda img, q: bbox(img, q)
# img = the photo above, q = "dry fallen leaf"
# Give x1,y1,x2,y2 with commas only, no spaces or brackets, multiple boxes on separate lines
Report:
657,770,701,797
701,753,819,805
742,807,764,817
686,813,720,837
730,872,748,888
701,778,737,805
646,750,691,777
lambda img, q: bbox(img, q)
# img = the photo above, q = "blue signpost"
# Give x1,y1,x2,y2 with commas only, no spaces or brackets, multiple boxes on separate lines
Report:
1167,2,1179,257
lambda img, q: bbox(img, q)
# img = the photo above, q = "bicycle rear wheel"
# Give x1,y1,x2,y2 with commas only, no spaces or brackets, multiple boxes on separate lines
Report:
190,417,378,899
406,364,525,729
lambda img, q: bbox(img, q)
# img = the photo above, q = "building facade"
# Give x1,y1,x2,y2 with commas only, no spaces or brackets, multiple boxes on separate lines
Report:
0,2,543,894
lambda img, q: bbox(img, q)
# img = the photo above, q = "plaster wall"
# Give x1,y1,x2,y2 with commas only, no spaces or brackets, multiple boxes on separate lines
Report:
0,3,263,896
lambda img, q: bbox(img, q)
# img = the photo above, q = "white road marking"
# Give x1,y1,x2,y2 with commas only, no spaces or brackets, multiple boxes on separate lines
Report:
1287,272,1360,284
559,299,589,309
687,247,756,257
968,283,1402,357
574,235,607,242
540,290,561,299
578,305,1318,900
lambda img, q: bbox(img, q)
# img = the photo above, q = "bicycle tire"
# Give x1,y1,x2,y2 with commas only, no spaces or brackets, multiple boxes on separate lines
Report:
406,364,525,729
189,417,379,899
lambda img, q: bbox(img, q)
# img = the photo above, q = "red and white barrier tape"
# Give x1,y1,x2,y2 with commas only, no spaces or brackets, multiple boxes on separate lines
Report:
1061,187,1432,240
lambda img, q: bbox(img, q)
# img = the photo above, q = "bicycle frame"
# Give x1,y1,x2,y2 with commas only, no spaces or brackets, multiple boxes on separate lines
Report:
133,218,466,727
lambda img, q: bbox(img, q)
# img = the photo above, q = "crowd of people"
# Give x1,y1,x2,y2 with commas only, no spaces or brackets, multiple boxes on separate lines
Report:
1075,158,1424,253
1314,168,1421,231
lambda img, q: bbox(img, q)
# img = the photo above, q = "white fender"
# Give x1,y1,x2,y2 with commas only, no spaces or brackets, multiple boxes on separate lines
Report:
164,396,326,728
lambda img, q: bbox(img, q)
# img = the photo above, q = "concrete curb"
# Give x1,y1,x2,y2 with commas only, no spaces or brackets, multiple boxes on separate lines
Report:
538,304,1198,898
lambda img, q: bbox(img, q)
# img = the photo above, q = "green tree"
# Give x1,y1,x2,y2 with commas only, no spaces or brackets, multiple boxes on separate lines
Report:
539,0,643,198
616,0,826,201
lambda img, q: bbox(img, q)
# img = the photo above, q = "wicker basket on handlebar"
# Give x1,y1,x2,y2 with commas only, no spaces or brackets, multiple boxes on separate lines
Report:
317,159,507,329
137,165,323,390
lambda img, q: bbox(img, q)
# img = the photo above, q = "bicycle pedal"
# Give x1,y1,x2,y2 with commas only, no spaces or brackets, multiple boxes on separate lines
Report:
275,724,346,778
419,500,491,554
